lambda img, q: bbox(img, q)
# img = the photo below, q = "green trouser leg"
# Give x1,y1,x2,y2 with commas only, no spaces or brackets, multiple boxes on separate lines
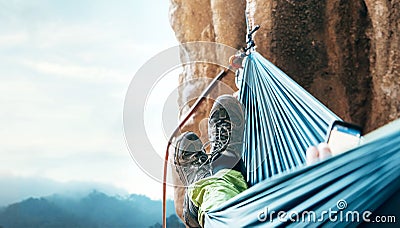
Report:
188,169,248,227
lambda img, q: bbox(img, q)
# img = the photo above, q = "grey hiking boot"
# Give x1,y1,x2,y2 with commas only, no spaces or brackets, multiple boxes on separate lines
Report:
174,131,211,187
174,131,211,227
207,95,246,175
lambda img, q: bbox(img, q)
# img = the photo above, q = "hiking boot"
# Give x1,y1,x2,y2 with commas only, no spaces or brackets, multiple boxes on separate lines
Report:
174,131,211,227
207,95,245,175
174,131,211,187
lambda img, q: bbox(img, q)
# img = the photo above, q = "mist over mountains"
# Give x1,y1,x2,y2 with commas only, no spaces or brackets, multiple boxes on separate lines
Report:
0,191,183,228
0,175,129,207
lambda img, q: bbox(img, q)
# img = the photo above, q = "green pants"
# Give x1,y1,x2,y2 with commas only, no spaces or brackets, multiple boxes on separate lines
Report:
188,169,248,227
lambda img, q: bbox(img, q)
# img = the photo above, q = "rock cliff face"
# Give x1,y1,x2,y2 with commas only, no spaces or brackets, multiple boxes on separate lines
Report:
169,0,400,220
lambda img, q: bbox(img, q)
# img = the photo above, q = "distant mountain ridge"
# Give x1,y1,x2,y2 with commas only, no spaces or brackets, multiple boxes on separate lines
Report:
0,175,129,207
0,190,184,228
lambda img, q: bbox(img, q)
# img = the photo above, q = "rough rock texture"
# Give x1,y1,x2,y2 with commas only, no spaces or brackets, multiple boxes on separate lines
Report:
169,0,246,138
169,0,400,221
363,0,400,130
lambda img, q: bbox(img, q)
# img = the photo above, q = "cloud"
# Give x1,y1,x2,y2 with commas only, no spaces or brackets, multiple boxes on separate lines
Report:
0,0,179,201
0,32,28,48
21,59,128,83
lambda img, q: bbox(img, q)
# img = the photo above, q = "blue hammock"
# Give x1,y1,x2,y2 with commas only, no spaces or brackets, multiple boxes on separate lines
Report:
203,52,400,227
238,52,340,185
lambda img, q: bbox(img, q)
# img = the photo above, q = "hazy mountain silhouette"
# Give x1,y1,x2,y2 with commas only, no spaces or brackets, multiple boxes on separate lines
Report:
0,190,183,228
0,175,128,206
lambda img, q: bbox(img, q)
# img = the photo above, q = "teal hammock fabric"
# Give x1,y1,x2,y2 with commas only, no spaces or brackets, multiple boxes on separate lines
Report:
204,52,400,227
238,52,341,186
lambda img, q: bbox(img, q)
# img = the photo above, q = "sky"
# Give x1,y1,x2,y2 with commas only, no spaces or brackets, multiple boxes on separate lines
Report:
0,0,180,204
